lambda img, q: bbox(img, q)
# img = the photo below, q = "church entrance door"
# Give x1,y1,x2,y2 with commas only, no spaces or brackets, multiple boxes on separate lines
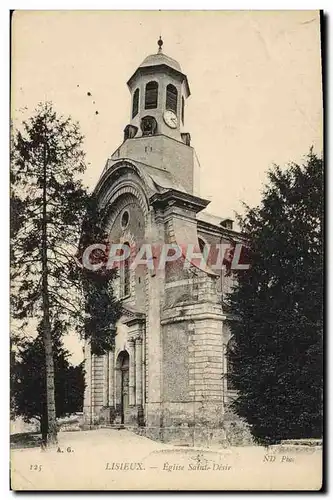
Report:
116,351,129,424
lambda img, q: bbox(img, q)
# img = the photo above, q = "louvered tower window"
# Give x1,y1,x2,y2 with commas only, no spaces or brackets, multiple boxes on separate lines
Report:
181,96,185,124
145,81,158,109
132,88,139,118
166,84,178,114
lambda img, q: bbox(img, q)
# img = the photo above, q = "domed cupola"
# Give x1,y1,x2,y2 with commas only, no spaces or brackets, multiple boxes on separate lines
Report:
126,38,190,141
139,52,182,73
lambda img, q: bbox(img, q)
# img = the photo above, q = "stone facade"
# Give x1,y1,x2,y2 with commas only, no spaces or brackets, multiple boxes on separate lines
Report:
83,43,252,446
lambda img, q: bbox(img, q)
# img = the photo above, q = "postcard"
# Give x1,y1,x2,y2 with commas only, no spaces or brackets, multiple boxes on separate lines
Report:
10,10,323,491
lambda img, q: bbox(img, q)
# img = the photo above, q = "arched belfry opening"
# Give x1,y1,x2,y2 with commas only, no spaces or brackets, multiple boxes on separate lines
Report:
166,83,178,114
115,350,129,424
132,88,139,118
145,81,158,109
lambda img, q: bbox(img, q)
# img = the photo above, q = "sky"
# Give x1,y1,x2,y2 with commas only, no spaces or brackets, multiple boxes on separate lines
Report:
11,10,323,363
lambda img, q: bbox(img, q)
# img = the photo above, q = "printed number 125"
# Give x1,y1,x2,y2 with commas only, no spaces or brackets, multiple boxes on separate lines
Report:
30,464,42,472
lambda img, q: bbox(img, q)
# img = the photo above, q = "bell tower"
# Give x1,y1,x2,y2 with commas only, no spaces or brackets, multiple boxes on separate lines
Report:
126,37,190,142
110,39,199,195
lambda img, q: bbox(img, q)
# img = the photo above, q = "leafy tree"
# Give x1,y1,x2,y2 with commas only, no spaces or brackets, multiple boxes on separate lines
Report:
11,102,121,444
11,322,85,436
75,204,122,356
227,150,323,445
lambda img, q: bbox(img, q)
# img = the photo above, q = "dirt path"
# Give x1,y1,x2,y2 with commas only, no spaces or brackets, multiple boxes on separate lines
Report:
11,429,322,491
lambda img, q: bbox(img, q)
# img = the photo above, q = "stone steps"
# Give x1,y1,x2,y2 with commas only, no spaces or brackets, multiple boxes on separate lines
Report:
102,424,126,430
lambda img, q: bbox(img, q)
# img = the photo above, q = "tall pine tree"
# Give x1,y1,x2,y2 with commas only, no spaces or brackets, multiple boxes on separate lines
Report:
227,150,323,445
11,102,121,444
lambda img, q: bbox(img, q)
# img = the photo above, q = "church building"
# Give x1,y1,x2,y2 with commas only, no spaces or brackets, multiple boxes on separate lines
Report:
83,39,250,445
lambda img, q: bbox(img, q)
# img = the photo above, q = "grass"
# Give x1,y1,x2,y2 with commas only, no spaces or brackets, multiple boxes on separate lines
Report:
10,431,42,449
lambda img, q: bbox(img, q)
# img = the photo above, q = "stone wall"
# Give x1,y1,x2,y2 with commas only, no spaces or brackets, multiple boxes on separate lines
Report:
162,323,189,402
112,135,195,194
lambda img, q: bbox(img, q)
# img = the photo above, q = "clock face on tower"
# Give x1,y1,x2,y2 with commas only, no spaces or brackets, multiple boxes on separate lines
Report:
163,110,178,129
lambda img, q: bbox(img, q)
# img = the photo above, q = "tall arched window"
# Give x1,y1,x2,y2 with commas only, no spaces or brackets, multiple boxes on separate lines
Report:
119,242,131,298
198,237,209,264
198,238,206,253
145,81,158,109
226,337,236,390
123,242,130,297
166,84,178,114
132,88,139,118
181,96,185,124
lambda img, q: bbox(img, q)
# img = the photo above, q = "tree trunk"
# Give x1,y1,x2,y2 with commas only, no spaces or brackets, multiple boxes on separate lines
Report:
41,137,57,445
40,414,48,445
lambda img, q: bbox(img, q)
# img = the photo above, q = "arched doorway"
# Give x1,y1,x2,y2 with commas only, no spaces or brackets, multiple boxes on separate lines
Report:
115,350,129,424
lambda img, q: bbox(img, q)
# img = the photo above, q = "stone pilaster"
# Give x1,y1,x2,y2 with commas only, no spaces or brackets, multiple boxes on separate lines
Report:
108,350,114,406
103,354,109,407
144,208,164,428
91,354,95,419
114,351,119,408
127,340,135,406
135,338,143,406
188,317,224,405
91,354,104,419
83,341,92,425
